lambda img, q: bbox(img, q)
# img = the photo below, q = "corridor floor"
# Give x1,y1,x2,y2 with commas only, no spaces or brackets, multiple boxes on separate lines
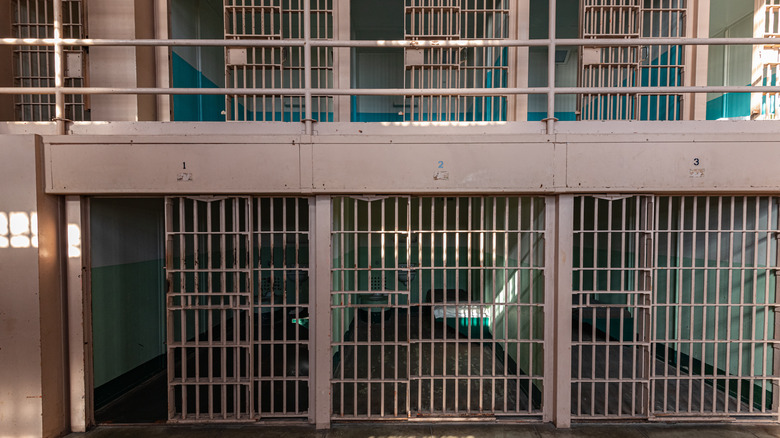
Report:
66,423,780,438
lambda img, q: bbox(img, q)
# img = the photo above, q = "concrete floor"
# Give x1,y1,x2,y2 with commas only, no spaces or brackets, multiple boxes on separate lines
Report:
66,423,780,438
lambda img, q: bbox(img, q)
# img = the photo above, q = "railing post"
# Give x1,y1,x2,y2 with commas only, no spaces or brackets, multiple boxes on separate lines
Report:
303,0,313,135
53,0,65,134
546,0,557,134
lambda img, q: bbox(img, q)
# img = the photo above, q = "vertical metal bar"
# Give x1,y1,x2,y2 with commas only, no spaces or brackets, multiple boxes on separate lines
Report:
546,0,557,134
454,197,461,413
282,199,289,415
725,197,735,415
502,198,510,413
688,197,698,414
749,197,760,413
712,196,723,413
737,198,748,412
479,198,485,411
303,0,313,134
53,0,64,134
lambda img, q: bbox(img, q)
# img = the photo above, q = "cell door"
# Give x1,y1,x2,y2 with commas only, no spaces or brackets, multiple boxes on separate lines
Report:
580,0,685,121
404,0,462,122
224,0,333,122
165,197,254,421
403,0,509,122
571,195,654,419
331,197,413,419
409,196,546,419
652,196,780,421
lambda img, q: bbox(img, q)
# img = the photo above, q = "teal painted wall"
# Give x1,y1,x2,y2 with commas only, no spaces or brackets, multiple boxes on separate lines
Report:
91,199,165,391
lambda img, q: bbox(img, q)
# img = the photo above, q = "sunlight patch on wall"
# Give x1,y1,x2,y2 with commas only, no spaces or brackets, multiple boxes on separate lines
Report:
0,212,38,249
68,223,81,258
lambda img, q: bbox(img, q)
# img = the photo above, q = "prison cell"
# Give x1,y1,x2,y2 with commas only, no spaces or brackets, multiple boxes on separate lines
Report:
580,0,685,121
12,0,86,122
224,0,333,122
330,196,546,420
165,196,310,421
652,196,779,420
404,0,508,122
572,195,780,422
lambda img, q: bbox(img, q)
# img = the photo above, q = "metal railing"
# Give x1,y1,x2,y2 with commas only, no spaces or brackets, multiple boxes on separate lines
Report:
2,0,780,133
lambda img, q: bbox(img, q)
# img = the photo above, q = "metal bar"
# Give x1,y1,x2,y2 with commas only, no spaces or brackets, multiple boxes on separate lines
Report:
546,0,556,133
53,0,64,133
303,0,312,134
5,36,780,48
5,85,780,96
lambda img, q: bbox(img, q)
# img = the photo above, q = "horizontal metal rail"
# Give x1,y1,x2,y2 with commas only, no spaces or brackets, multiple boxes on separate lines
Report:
2,37,779,48
2,86,779,96
6,0,779,129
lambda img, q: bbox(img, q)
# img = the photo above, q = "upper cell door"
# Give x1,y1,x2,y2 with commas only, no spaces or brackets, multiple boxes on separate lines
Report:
579,0,685,121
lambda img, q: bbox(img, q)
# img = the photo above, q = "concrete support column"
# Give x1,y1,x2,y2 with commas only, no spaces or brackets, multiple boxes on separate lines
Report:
86,0,140,121
509,0,530,122
66,196,92,432
154,0,171,121
687,0,710,120
311,195,332,428
335,1,351,123
543,195,558,423
0,0,15,120
552,194,573,428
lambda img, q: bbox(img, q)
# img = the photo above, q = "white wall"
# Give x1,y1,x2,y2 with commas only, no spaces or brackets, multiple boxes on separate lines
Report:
87,0,139,121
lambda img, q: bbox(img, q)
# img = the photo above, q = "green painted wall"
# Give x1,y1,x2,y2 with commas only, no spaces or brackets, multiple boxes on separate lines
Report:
91,198,165,390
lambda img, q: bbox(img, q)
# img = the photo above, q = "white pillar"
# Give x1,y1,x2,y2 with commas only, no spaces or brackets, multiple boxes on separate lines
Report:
66,196,91,432
311,195,332,428
552,194,573,428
